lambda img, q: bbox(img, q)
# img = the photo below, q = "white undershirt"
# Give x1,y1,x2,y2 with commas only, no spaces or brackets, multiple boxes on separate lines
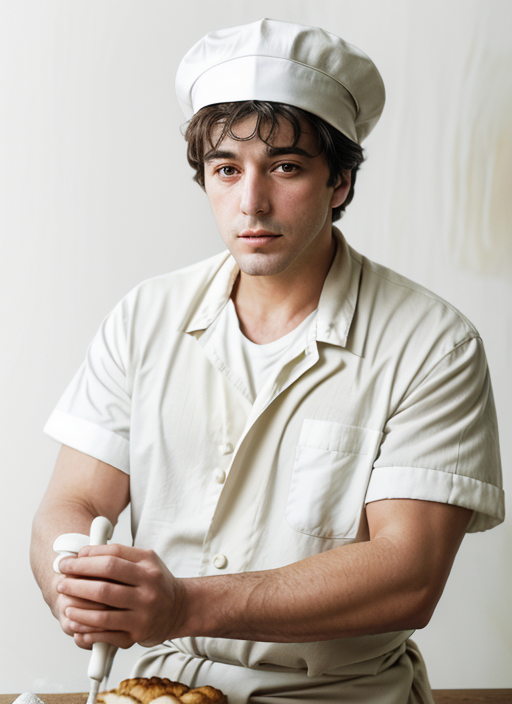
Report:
212,298,318,402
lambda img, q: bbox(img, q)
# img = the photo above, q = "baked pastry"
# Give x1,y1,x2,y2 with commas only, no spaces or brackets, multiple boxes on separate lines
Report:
96,695,141,704
181,688,226,704
97,677,227,704
118,677,189,703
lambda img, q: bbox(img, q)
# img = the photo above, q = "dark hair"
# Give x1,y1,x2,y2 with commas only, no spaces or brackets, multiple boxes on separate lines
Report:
183,101,365,221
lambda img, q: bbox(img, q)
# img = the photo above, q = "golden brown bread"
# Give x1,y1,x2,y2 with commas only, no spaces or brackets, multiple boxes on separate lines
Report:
120,677,189,703
181,687,227,704
97,677,227,704
96,694,141,704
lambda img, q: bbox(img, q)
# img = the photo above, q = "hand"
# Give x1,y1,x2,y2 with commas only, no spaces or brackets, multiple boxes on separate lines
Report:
57,544,184,649
52,569,111,649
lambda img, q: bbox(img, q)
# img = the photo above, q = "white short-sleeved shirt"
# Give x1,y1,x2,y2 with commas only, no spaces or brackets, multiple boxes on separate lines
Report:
44,227,504,677
211,297,318,401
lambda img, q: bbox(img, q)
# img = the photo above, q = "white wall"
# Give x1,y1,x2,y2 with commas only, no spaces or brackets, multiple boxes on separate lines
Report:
1,0,510,693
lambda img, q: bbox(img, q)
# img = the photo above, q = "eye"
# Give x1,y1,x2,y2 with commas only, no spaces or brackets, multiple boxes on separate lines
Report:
216,165,238,177
275,163,300,173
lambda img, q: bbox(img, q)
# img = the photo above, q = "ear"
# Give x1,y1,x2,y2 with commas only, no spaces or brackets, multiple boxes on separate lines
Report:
331,170,352,209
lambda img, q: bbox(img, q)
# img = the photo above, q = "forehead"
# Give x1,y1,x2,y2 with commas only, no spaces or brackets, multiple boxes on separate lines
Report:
208,113,319,153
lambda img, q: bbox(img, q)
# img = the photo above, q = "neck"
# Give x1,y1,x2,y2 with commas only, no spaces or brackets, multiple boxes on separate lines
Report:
231,230,336,344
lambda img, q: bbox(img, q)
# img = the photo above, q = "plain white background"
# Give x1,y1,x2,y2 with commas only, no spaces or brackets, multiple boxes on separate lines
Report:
0,0,510,693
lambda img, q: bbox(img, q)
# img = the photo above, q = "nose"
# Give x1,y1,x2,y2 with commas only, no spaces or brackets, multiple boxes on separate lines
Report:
240,169,271,216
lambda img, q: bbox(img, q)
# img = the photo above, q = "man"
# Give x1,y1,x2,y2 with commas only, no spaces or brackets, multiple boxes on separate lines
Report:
31,18,504,704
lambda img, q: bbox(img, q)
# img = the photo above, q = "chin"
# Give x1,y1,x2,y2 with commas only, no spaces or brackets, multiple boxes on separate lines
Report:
235,253,292,277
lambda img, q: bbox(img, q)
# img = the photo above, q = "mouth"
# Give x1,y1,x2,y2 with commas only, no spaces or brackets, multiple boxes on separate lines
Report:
238,230,282,246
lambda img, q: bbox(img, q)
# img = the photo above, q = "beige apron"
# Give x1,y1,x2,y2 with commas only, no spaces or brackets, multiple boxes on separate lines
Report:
132,639,434,704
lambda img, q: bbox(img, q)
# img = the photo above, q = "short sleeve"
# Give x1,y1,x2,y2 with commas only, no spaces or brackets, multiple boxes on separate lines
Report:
365,336,504,532
43,298,131,473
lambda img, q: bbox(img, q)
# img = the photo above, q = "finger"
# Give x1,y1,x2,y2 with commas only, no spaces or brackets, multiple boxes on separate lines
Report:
65,606,131,631
73,633,93,650
78,544,150,562
61,616,77,638
68,620,105,634
58,577,136,609
59,555,140,586
76,630,135,650
59,592,110,611
59,603,106,636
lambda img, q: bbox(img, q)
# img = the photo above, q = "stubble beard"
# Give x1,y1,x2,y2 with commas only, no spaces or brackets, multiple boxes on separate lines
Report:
231,248,297,277
224,214,330,278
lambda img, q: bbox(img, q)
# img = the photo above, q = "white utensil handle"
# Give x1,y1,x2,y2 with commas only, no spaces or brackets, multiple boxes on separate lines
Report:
53,517,117,692
89,516,114,547
87,517,115,683
88,641,112,680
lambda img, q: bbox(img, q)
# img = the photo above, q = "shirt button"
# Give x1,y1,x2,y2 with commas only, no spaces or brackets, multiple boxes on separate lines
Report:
213,553,228,569
214,468,226,484
219,442,233,455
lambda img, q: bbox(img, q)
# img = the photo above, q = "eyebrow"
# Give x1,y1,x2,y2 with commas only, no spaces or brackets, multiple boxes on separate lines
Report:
203,145,315,163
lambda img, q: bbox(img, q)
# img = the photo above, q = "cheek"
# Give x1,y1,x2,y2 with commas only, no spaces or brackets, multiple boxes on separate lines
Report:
278,183,331,219
206,193,238,243
205,182,236,218
204,189,226,223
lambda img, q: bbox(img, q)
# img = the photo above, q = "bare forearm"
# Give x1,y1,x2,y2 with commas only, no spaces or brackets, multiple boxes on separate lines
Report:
58,501,470,650
30,498,96,613
177,538,431,643
31,445,130,617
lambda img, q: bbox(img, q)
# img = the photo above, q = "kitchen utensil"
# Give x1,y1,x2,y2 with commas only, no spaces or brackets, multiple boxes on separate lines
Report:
53,517,117,704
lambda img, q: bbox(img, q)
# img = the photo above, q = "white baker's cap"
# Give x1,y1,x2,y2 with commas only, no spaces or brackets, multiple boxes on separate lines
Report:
175,18,385,144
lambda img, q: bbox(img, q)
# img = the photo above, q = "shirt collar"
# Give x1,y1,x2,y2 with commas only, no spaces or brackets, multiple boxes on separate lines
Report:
179,226,362,350
315,226,362,348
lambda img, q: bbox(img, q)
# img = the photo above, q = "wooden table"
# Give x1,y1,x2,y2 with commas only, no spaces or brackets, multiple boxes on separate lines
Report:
433,694,512,704
0,697,87,704
1,691,512,704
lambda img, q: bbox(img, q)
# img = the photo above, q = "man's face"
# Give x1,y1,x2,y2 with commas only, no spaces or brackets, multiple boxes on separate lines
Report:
203,115,348,278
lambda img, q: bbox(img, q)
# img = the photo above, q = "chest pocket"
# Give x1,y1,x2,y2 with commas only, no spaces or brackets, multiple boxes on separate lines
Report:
286,419,383,539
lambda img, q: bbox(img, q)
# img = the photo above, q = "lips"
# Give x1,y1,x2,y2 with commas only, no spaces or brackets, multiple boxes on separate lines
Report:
239,229,281,238
238,231,282,247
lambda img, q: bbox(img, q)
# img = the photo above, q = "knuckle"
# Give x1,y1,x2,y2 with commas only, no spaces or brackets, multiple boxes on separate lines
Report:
146,566,161,584
96,582,110,602
145,549,158,563
92,612,103,627
105,556,118,572
142,586,159,607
